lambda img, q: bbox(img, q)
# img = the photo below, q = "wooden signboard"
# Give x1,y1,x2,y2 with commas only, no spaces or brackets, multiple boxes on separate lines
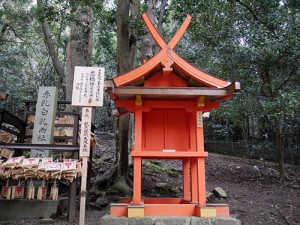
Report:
79,107,92,157
61,160,77,171
1,186,12,199
197,111,203,128
22,158,40,168
45,162,61,171
0,148,14,158
72,66,105,107
37,186,47,200
11,186,25,199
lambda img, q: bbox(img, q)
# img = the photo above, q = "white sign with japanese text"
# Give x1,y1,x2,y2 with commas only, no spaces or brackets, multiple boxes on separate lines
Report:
79,107,92,157
72,66,105,107
197,111,203,128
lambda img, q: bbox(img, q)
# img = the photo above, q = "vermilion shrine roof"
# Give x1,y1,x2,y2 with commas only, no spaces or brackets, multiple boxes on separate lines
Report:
106,13,240,102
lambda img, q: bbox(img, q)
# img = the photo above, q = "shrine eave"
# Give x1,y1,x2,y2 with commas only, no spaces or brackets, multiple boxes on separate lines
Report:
105,80,240,101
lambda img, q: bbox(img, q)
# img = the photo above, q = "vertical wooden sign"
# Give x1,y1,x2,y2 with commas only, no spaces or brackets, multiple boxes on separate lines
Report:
72,66,105,225
79,108,92,157
31,86,58,158
197,111,203,128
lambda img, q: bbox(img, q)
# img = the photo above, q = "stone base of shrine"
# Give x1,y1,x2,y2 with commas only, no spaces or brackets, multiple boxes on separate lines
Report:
101,215,241,225
104,198,241,224
0,197,68,219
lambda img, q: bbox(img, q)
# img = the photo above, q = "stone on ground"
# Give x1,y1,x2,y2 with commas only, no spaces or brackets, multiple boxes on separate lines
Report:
212,187,227,198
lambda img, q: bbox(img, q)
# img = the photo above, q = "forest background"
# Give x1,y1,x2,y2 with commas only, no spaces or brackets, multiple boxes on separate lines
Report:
0,0,299,183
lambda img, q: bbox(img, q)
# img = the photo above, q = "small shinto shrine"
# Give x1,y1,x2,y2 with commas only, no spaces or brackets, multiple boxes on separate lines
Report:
106,13,240,218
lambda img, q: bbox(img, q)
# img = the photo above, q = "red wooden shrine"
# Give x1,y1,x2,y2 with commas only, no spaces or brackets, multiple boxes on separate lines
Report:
106,13,240,218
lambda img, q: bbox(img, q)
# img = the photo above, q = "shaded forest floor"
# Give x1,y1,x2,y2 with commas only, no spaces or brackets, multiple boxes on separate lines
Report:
205,154,300,225
1,132,299,225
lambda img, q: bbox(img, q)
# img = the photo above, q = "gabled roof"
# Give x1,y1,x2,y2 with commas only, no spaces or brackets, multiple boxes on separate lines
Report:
106,13,240,101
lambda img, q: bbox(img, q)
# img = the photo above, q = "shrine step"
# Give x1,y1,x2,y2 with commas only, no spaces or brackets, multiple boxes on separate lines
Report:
101,215,241,225
0,197,68,219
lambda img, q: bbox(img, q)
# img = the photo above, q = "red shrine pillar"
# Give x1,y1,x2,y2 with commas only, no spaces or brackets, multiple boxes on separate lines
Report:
196,111,206,205
133,96,143,205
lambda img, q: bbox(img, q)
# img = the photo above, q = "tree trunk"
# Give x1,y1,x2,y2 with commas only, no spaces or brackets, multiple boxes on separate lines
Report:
129,0,140,69
156,0,168,53
37,0,65,92
274,116,289,181
116,0,139,181
142,0,157,62
116,1,131,75
0,23,9,44
242,116,252,159
37,1,93,104
65,3,93,103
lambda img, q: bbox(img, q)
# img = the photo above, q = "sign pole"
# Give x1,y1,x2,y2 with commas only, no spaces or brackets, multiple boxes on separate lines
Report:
79,107,92,225
79,156,88,225
71,66,105,225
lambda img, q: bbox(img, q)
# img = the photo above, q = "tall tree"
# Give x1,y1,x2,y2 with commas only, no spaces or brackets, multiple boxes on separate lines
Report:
141,0,169,60
36,0,93,102
65,2,93,103
142,0,157,61
0,0,47,114
115,0,140,190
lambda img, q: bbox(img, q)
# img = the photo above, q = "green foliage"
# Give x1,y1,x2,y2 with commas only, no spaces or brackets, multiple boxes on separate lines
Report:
0,0,299,169
170,1,300,164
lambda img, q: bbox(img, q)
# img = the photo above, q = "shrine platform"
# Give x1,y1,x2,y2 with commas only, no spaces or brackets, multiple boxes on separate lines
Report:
109,197,231,218
0,197,68,219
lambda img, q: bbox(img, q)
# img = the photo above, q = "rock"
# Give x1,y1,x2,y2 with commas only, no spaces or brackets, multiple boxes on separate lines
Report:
154,217,190,225
129,217,155,225
292,184,299,189
191,217,216,225
155,183,181,197
171,186,181,197
206,191,216,203
253,165,259,171
39,218,54,222
101,215,128,225
215,217,241,225
212,187,227,198
88,202,99,209
95,196,110,207
156,183,170,189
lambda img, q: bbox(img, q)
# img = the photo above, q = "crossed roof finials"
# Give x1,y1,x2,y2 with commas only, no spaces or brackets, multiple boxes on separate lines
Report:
113,13,229,88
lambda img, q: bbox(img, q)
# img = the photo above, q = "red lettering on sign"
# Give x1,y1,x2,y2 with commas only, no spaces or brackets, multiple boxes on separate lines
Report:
65,162,72,168
16,187,22,194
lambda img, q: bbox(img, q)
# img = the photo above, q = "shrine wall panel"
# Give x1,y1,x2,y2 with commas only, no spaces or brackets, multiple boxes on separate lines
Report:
142,109,192,151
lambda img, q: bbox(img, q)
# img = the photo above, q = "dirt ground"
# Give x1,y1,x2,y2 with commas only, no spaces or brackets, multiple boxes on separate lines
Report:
139,153,300,225
205,155,300,225
1,132,299,225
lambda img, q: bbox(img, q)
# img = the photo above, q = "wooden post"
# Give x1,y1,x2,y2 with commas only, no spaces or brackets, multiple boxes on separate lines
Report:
80,157,88,225
132,101,143,205
79,107,92,225
196,111,206,205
